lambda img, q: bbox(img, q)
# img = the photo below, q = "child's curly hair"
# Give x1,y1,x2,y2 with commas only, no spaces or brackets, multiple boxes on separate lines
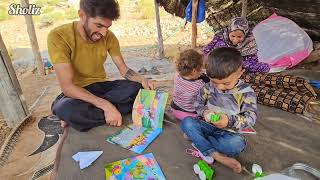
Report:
176,49,203,76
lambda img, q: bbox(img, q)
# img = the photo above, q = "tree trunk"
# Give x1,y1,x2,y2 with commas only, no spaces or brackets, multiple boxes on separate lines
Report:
154,0,164,59
192,0,199,48
20,0,45,75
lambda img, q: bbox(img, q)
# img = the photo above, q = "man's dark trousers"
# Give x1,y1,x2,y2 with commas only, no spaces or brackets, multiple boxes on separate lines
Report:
52,80,142,131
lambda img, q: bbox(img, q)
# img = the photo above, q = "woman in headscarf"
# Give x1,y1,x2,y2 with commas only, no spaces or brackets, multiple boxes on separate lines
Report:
203,17,270,73
202,17,319,120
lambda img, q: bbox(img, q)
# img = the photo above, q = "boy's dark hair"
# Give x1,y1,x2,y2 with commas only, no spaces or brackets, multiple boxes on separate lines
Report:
176,49,203,76
206,47,242,79
80,0,120,20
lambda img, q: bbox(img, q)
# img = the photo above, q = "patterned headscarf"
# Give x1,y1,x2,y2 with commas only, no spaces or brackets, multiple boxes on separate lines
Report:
218,17,258,56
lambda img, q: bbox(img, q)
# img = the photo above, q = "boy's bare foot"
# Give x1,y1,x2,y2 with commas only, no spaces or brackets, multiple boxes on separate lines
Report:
60,120,68,128
212,152,242,173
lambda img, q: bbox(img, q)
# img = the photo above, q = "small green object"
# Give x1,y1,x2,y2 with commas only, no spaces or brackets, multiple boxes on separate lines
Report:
210,114,221,122
197,160,215,180
255,172,266,178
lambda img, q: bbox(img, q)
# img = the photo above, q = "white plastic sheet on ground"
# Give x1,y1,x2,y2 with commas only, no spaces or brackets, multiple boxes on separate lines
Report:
253,13,313,71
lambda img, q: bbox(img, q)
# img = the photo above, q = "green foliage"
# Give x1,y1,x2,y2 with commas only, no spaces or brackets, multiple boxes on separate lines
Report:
0,6,12,21
34,0,64,7
40,14,54,24
34,4,78,23
33,1,67,23
65,7,78,20
41,6,55,14
137,0,166,19
137,0,154,19
50,11,64,21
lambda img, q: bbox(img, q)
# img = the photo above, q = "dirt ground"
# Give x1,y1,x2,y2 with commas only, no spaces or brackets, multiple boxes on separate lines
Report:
0,73,56,147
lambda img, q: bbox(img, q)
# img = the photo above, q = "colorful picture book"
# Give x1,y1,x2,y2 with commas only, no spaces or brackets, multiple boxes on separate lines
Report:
105,153,166,180
106,89,168,153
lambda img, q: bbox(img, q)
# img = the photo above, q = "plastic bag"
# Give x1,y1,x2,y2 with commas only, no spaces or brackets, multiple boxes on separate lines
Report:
281,163,320,179
251,163,320,180
185,0,206,23
253,13,313,69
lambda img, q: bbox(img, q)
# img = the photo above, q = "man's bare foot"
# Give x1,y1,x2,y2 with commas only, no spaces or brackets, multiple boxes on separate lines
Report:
212,152,242,173
60,120,68,128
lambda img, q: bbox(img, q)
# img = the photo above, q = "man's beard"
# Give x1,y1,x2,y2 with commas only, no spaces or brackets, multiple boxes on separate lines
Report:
83,19,102,42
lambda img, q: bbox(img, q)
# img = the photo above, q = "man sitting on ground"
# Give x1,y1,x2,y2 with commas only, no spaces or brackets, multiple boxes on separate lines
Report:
48,0,153,131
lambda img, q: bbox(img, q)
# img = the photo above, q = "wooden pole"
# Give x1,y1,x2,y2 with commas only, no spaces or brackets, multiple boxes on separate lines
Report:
191,0,198,48
20,0,45,75
154,0,164,59
0,33,29,128
0,33,27,109
241,0,248,18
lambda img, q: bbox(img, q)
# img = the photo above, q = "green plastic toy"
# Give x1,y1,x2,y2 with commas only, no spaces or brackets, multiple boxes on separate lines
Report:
210,114,220,122
193,160,215,180
255,172,266,178
252,164,266,179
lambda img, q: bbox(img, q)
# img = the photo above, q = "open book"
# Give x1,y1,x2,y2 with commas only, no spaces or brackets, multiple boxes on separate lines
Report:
105,153,166,180
106,89,168,153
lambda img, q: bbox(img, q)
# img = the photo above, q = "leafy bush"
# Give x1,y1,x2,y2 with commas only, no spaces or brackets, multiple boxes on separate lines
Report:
50,11,64,21
137,0,155,19
0,6,12,21
41,6,54,14
35,0,65,7
136,0,166,19
40,14,54,24
65,7,78,20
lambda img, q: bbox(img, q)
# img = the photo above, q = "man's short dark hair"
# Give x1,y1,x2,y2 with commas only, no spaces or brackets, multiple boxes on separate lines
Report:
206,47,243,80
80,0,120,20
